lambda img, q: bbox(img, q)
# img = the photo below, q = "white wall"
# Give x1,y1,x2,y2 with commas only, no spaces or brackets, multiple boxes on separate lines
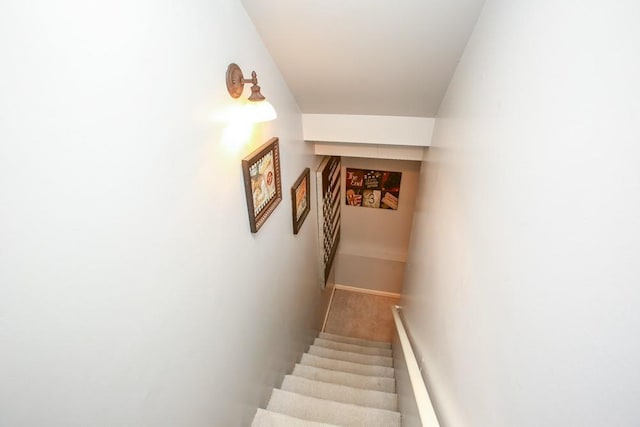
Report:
0,1,323,425
337,158,420,293
402,1,640,426
335,254,406,294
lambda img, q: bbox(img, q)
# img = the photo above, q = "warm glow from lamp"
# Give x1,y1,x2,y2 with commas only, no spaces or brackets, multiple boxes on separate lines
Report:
243,99,277,123
226,63,277,123
220,120,254,153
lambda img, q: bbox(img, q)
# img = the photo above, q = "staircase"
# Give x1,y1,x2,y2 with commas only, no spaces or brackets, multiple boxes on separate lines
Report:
252,332,401,426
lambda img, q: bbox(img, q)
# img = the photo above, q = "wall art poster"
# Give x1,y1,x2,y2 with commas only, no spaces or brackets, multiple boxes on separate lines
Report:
316,156,341,288
345,168,402,210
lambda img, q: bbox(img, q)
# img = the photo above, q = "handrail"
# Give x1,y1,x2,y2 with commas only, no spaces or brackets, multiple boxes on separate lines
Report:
391,305,441,427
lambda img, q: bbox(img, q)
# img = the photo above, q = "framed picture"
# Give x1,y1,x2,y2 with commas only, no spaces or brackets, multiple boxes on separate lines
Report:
345,168,402,210
241,137,282,233
316,156,341,288
291,168,311,234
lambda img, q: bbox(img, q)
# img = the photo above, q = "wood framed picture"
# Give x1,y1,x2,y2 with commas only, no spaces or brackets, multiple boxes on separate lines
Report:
291,167,311,235
241,137,282,233
316,156,341,288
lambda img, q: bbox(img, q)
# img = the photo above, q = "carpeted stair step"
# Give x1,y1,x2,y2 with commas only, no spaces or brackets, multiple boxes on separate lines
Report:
266,389,401,427
307,345,394,367
280,375,398,411
291,364,396,393
300,353,394,378
251,408,339,426
313,337,393,357
319,332,391,349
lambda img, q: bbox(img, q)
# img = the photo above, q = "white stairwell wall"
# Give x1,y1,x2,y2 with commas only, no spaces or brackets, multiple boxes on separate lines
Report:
402,1,640,426
0,1,323,425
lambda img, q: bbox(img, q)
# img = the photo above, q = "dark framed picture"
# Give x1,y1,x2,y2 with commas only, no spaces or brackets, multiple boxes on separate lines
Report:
345,168,402,210
241,137,282,233
291,168,311,235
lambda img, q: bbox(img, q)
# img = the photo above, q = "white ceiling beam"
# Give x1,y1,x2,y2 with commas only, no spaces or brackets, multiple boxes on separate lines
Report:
302,114,434,147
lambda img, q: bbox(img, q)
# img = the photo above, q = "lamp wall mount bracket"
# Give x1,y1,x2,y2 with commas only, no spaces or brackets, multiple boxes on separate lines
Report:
226,63,257,99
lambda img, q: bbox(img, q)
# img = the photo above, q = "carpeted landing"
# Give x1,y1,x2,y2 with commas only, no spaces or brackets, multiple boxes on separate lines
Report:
251,332,400,426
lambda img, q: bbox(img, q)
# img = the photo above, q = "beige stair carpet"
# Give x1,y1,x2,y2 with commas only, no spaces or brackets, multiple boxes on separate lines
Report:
313,337,393,357
319,332,391,349
266,390,401,427
252,409,339,427
300,353,395,378
280,375,398,411
290,364,395,393
252,332,400,427
323,290,399,342
307,345,394,367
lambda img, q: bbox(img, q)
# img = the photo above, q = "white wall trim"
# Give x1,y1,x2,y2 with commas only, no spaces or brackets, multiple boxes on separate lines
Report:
321,286,337,332
303,114,434,147
391,305,441,427
334,283,401,299
311,141,425,161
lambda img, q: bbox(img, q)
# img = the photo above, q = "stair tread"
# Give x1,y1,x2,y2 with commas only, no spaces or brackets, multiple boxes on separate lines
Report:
308,345,394,367
291,363,395,393
281,375,398,411
251,408,339,426
314,337,393,357
319,332,391,349
300,353,394,378
266,389,400,427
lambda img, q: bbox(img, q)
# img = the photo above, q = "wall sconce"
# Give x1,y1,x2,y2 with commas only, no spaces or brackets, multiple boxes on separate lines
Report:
226,63,277,123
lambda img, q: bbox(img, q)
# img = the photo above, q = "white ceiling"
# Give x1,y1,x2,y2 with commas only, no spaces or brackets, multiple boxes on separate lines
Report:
241,0,486,118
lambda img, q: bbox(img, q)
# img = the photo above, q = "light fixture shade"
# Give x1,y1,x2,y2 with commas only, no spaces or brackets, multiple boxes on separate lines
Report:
243,99,277,123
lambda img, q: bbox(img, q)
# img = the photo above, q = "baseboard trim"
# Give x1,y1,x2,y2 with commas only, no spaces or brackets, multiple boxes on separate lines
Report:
334,284,401,299
321,286,337,332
